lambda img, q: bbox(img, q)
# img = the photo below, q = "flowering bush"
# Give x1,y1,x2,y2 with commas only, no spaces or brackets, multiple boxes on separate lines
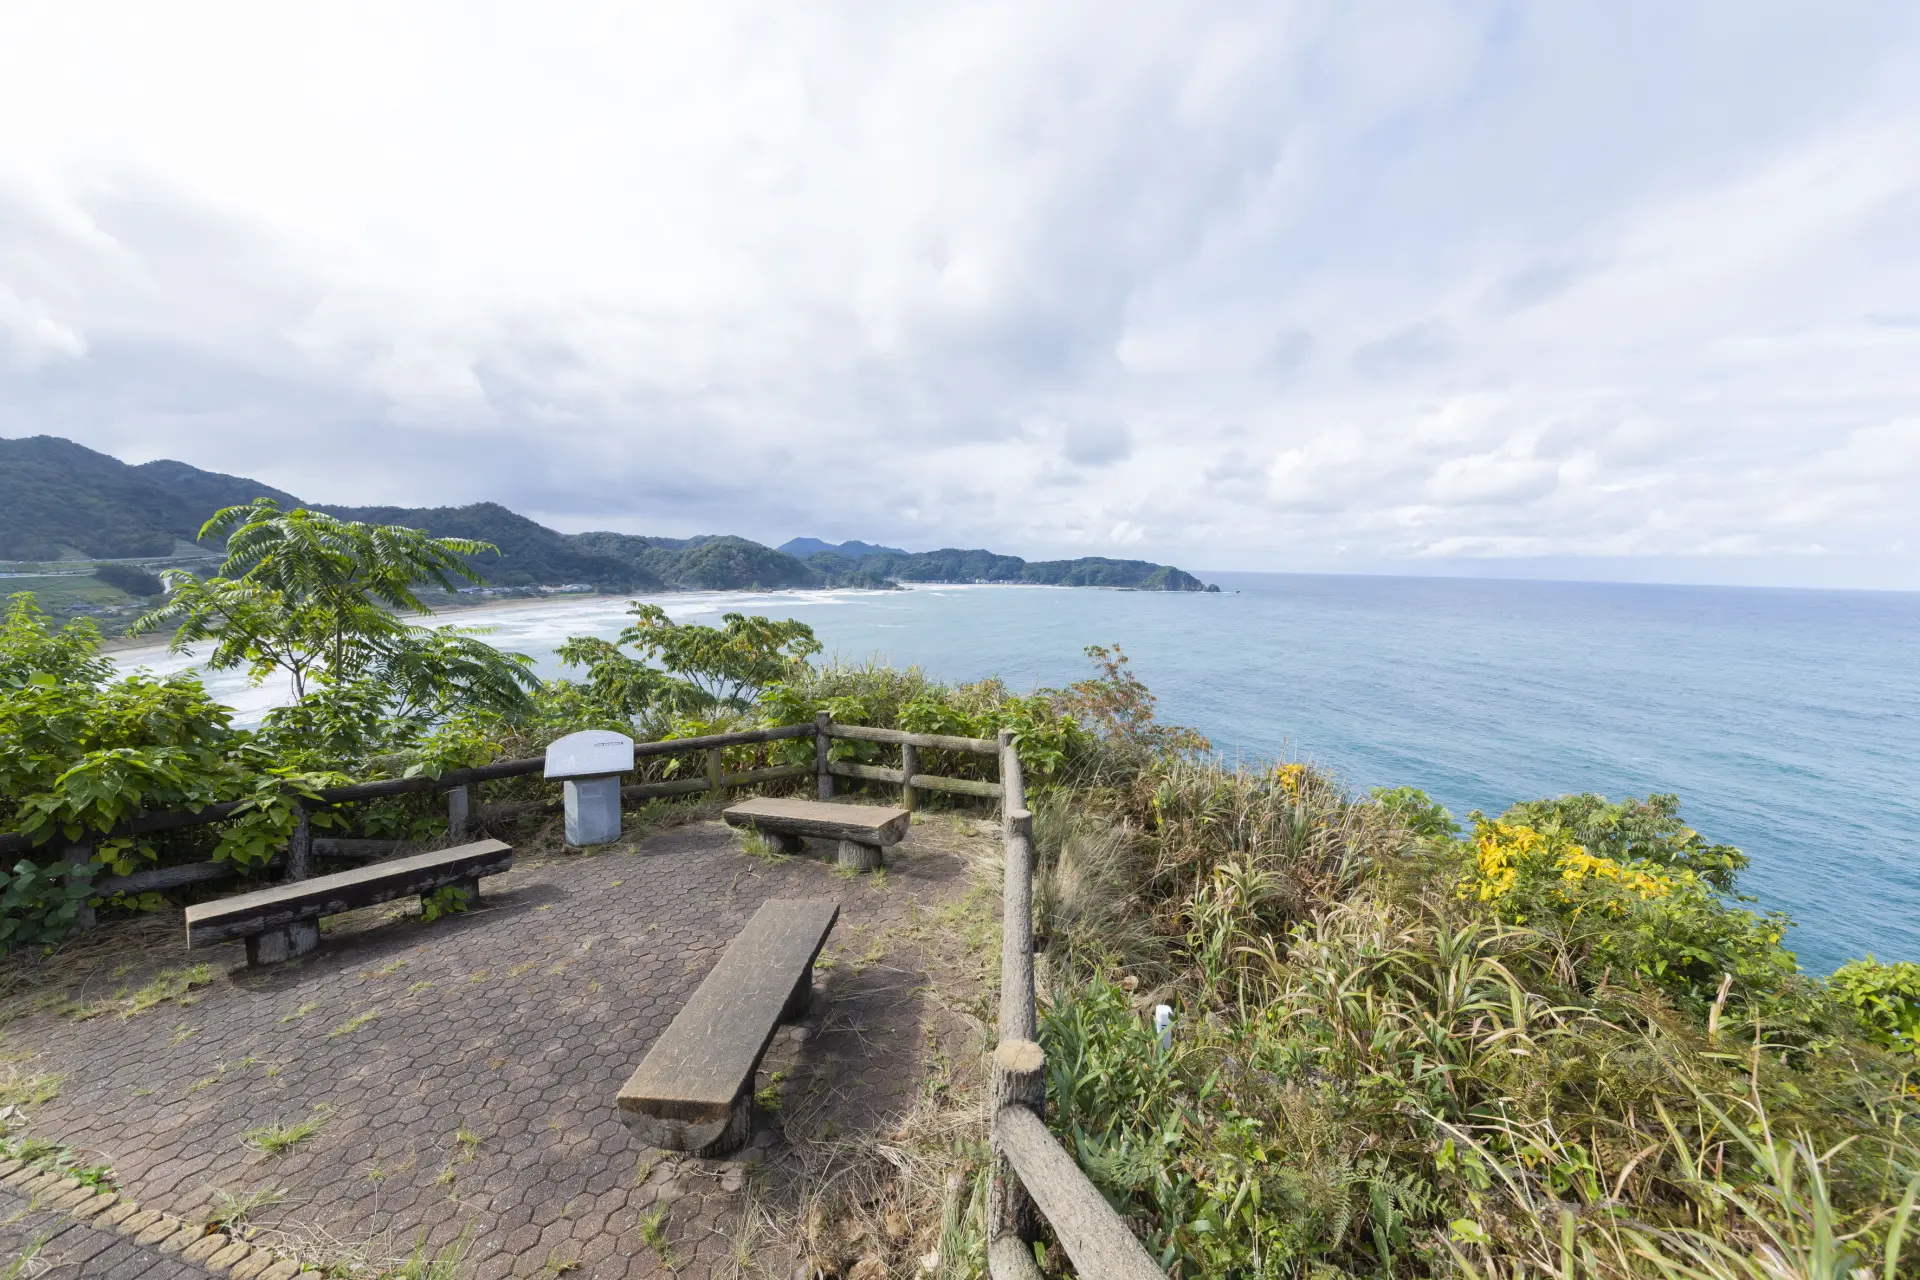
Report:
1454,796,1806,1021
1460,817,1675,913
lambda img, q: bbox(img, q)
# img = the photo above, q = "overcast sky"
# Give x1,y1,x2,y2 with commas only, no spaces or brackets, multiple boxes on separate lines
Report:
3,3,1919,588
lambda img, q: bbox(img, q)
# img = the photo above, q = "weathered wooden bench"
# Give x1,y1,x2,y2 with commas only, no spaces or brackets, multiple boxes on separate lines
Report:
722,796,909,872
185,839,514,966
616,898,838,1156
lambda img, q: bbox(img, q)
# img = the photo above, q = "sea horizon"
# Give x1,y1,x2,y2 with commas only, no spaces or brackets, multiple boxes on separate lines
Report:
116,571,1920,975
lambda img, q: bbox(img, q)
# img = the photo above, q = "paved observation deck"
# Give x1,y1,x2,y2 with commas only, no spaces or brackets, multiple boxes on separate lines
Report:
0,814,996,1278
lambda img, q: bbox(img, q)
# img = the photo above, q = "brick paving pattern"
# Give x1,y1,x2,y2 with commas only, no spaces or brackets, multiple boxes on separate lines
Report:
2,814,994,1278
0,1181,204,1279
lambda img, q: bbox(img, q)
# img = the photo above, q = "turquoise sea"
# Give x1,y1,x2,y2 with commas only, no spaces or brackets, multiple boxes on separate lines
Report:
121,572,1920,974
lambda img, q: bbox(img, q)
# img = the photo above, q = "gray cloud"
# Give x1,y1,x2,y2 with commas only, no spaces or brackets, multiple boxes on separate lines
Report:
1353,320,1452,379
1,2,1919,585
1062,421,1133,467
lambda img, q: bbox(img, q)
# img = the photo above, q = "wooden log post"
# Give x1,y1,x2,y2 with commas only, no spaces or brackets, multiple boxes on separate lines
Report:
900,742,918,813
998,729,1026,832
285,802,313,882
63,842,96,932
989,1236,1045,1280
1000,809,1037,1041
990,1037,1046,1252
706,748,725,798
447,784,474,842
815,711,833,800
989,807,1042,1253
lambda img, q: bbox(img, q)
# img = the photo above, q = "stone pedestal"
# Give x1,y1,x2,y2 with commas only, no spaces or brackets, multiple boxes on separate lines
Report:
564,775,624,847
546,730,635,849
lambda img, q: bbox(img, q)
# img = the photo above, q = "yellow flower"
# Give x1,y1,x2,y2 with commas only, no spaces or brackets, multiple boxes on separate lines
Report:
1553,847,1673,901
1463,821,1545,901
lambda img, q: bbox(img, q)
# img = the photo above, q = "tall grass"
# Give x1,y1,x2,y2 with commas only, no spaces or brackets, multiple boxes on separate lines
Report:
1028,755,1920,1279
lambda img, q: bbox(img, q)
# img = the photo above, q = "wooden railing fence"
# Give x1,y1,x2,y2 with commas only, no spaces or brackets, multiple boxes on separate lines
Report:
0,716,1003,904
5,711,1167,1273
989,732,1164,1279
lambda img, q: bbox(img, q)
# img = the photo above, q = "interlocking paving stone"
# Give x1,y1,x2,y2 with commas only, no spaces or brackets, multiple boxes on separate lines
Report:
3,814,992,1277
0,1182,205,1279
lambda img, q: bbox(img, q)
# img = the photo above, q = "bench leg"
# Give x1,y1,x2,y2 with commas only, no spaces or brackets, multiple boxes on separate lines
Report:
622,1089,754,1158
768,831,804,856
836,839,883,872
245,921,320,967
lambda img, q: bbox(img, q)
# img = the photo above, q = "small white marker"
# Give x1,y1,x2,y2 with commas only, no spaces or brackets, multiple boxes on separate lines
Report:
1154,1004,1174,1049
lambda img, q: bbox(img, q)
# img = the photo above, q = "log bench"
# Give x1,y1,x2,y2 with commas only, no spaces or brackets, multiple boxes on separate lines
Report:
184,839,514,966
722,797,909,872
616,898,838,1156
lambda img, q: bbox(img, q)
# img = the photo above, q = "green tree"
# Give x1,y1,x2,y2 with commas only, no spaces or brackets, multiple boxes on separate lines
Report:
0,594,321,944
134,501,534,715
557,604,821,714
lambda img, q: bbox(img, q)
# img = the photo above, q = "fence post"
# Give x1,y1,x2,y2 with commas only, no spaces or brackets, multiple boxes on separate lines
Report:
448,784,473,842
900,742,918,813
286,802,313,881
63,843,96,932
815,711,834,800
997,729,1025,833
706,748,725,797
990,804,1042,1258
999,809,1037,1040
991,1037,1047,1260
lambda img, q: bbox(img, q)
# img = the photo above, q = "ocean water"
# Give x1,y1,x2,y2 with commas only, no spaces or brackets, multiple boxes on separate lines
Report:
116,573,1920,973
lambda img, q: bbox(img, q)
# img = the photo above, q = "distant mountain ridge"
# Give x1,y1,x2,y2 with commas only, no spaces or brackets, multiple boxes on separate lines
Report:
0,436,301,559
0,435,1217,592
778,537,909,560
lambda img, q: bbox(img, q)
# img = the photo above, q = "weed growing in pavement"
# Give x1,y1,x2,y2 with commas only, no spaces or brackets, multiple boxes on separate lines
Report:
204,1185,286,1236
0,1064,59,1110
0,1133,115,1190
738,827,789,864
242,1110,328,1158
639,1206,675,1267
124,964,211,1015
325,1008,379,1038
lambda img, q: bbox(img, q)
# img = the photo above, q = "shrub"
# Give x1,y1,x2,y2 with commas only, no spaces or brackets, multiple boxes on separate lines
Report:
1036,756,1920,1278
1831,955,1920,1055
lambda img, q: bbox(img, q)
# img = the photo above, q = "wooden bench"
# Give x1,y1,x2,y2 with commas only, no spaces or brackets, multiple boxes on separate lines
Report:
616,898,838,1156
722,797,909,872
185,839,514,966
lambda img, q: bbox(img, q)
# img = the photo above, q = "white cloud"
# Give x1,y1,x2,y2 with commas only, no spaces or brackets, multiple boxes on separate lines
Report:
1,1,1919,586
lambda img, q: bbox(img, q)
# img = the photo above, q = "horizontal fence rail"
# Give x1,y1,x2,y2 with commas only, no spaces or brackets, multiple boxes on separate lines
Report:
5,717,1009,915
988,730,1165,1279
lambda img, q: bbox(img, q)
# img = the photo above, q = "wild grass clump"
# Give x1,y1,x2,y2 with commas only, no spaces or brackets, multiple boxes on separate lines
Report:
204,1184,286,1236
242,1111,327,1157
125,963,212,1015
1030,752,1920,1278
0,1061,60,1111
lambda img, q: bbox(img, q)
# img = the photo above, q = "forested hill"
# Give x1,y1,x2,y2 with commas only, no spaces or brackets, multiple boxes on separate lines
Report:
0,435,301,559
802,546,1212,591
0,434,1217,592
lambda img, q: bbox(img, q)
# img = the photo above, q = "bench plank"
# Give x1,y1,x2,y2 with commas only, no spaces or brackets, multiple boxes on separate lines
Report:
184,839,514,949
721,798,910,847
616,898,838,1154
